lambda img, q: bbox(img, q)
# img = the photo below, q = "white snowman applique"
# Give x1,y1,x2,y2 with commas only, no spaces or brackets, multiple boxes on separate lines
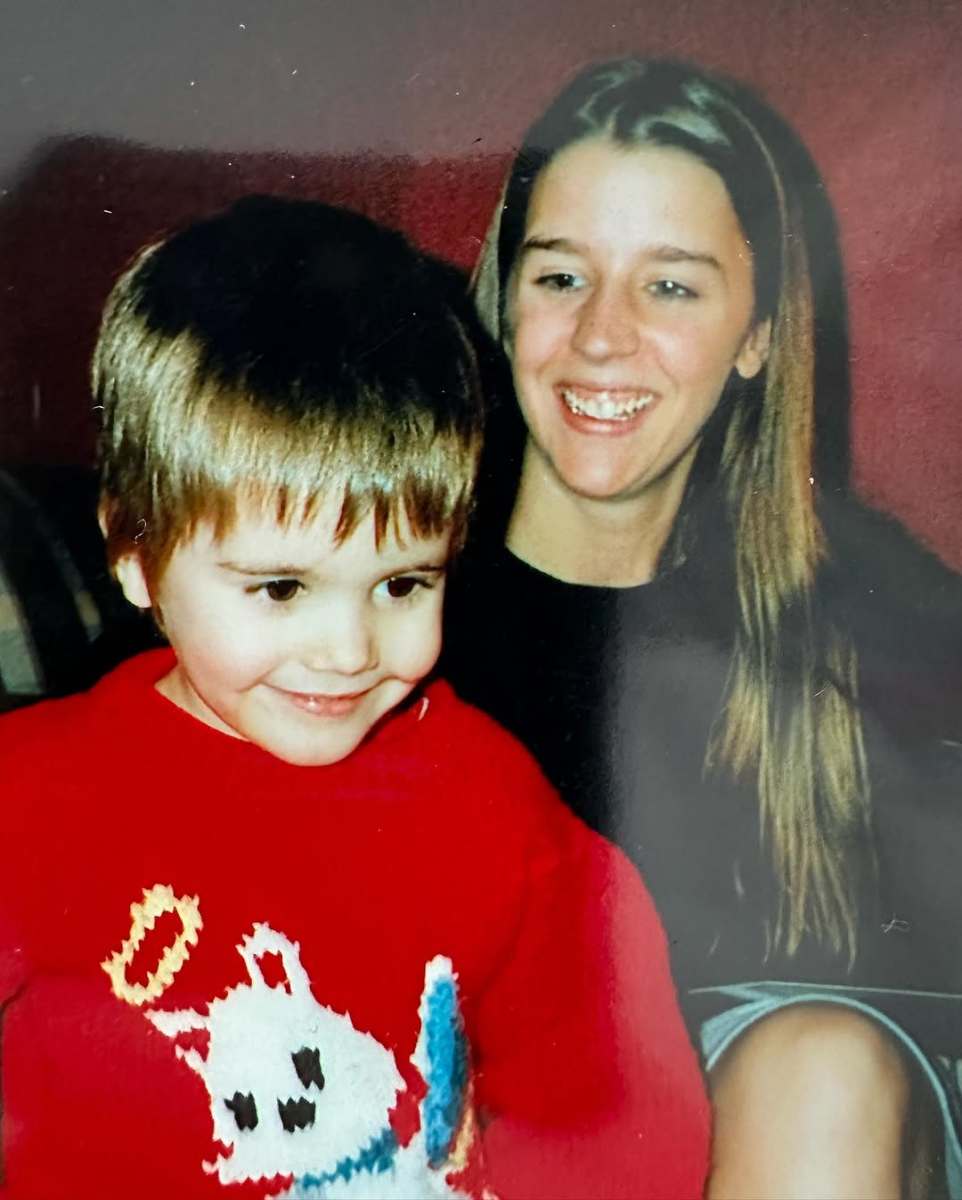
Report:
141,923,484,1198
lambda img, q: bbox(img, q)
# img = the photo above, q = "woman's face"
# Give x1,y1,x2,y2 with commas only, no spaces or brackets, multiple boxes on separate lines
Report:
506,137,770,505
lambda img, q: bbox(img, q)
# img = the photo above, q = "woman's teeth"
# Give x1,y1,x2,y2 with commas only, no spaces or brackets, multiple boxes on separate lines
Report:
559,388,654,420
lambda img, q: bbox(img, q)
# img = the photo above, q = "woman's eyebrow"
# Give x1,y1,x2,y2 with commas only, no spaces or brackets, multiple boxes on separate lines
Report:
649,244,724,272
521,236,724,274
520,235,583,255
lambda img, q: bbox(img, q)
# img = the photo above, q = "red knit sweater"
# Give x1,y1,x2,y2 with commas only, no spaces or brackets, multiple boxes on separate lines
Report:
0,650,708,1199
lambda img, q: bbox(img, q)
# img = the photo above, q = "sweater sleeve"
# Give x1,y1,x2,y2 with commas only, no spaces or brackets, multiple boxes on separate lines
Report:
468,763,710,1200
0,912,29,1011
0,714,36,1008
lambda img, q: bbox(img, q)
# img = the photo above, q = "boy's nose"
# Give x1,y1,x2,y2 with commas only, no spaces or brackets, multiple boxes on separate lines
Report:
302,609,377,676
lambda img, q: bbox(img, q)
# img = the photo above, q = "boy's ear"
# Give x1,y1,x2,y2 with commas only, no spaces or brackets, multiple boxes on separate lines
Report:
734,317,772,381
114,551,153,610
98,500,153,610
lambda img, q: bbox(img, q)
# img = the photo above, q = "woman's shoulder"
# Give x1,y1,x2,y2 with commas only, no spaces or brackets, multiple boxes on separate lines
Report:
818,493,962,740
820,493,962,609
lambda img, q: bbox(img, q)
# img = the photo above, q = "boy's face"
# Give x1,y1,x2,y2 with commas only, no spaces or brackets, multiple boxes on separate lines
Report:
117,497,451,766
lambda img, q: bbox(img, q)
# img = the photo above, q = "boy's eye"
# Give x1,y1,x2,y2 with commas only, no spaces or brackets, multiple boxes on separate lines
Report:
384,576,421,600
260,579,303,603
379,575,436,601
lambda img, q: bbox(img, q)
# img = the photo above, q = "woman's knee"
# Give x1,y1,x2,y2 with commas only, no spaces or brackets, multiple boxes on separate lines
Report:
713,1003,913,1123
708,1005,916,1198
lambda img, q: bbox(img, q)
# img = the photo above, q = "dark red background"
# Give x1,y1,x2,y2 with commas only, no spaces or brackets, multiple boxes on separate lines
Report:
2,0,960,566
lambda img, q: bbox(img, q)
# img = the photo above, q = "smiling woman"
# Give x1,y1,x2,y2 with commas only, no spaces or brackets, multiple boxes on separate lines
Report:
443,57,962,1197
507,138,769,583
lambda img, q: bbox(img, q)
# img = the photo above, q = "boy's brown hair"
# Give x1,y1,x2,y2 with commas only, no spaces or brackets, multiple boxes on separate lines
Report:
93,196,484,586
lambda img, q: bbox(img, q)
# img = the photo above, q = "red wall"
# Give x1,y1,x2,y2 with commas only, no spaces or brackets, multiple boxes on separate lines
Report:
2,0,960,567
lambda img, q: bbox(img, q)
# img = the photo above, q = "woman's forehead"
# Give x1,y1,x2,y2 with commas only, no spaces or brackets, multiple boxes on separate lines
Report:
522,138,748,266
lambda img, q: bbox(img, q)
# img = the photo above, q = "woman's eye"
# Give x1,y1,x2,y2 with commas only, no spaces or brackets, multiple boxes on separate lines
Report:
534,271,583,292
260,579,303,603
648,279,696,300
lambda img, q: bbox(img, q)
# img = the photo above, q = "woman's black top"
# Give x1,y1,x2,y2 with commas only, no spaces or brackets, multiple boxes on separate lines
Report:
441,497,962,1048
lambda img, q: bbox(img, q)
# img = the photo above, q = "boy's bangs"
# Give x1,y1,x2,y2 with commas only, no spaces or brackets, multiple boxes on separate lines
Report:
175,387,477,550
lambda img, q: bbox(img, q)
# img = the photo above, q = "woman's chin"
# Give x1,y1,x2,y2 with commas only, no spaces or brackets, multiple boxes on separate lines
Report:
546,452,658,505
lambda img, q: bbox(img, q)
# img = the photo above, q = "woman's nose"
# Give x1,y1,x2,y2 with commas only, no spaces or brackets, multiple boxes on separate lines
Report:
570,283,640,361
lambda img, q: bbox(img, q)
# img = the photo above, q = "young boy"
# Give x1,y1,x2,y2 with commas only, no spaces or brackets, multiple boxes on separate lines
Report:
0,197,708,1199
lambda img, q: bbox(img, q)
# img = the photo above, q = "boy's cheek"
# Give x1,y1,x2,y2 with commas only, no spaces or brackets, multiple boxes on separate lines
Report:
393,605,445,683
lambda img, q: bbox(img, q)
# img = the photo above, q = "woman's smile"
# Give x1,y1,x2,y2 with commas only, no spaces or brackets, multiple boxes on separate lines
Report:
508,137,769,506
557,384,659,431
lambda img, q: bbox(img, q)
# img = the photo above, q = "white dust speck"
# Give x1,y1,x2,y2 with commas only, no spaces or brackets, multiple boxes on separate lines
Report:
103,208,113,215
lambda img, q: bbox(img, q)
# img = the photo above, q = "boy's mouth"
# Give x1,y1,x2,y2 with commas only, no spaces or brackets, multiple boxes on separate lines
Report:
272,687,369,717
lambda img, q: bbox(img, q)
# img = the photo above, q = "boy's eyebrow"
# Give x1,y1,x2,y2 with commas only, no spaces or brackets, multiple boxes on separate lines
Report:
218,561,311,576
217,559,448,576
397,561,448,574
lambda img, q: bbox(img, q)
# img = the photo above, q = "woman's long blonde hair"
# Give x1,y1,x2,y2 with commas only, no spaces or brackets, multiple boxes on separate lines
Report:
473,59,871,958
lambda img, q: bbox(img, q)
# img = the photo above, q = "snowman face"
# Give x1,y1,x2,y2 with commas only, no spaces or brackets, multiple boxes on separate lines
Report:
224,1043,326,1134
146,925,404,1185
